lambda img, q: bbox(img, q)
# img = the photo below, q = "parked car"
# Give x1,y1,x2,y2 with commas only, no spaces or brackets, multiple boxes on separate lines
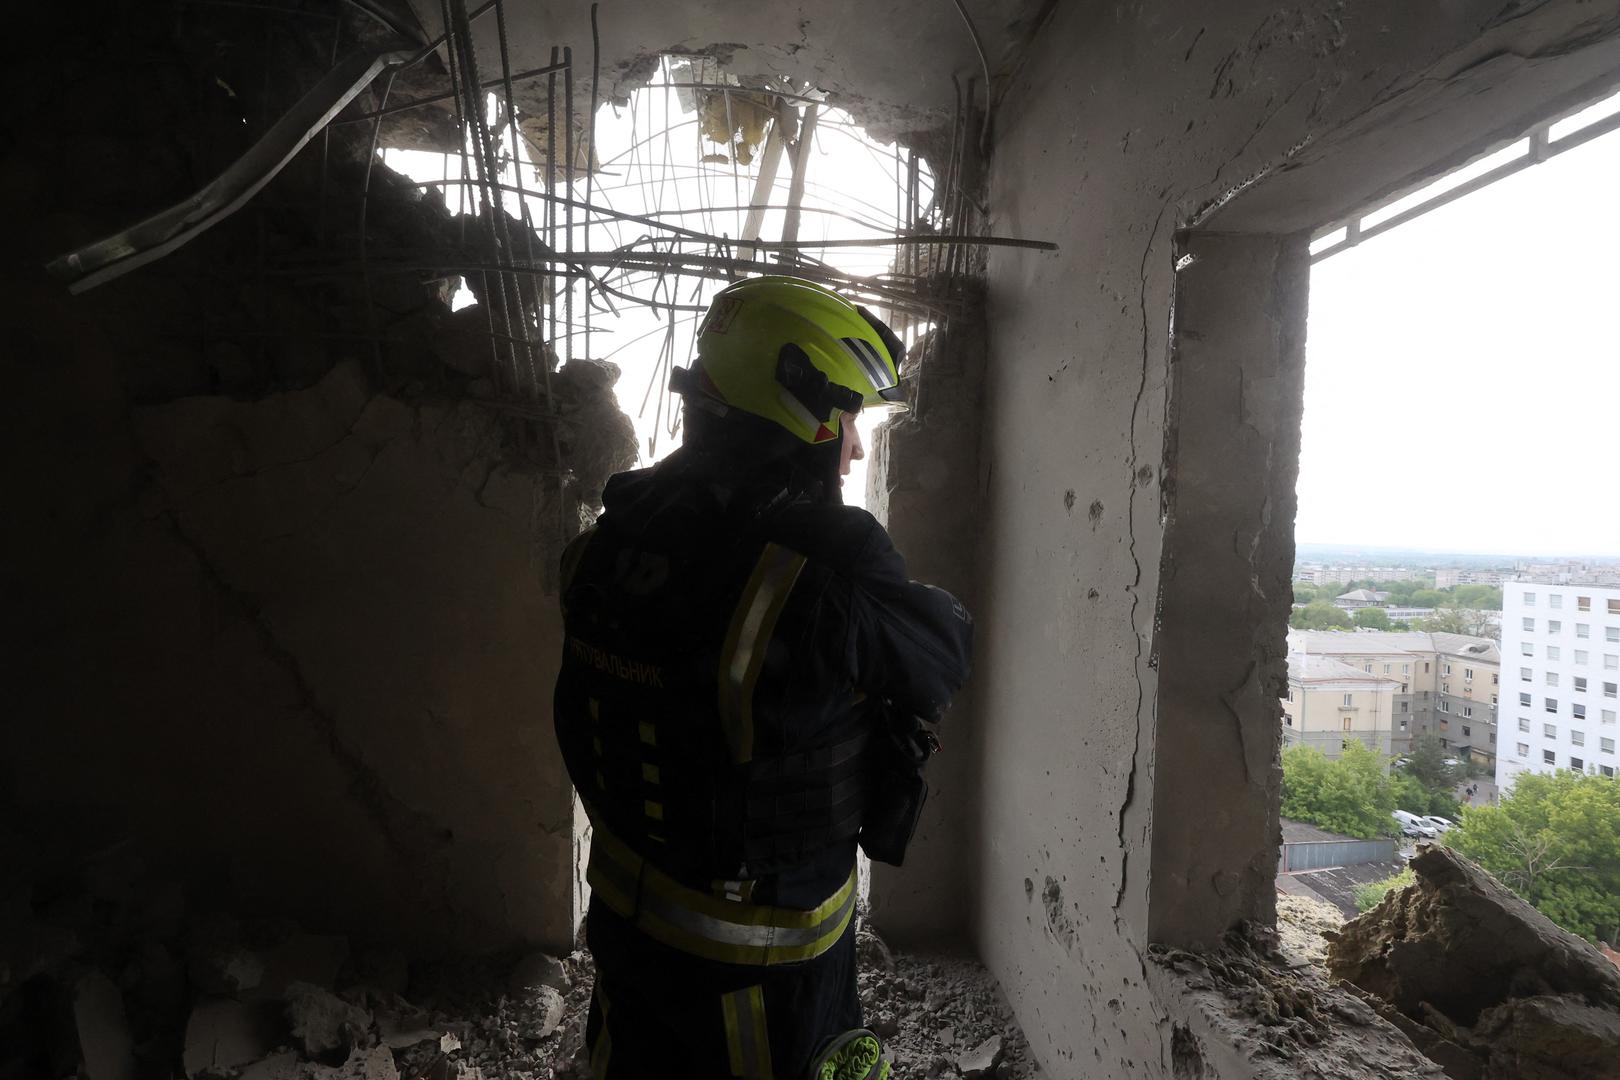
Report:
1392,810,1438,839
1422,815,1456,833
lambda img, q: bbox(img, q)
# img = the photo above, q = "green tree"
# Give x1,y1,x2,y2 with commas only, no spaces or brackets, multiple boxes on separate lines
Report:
1281,742,1399,839
1353,607,1392,630
1418,605,1495,637
1408,589,1447,608
1355,867,1416,912
1401,734,1458,791
1389,620,1412,631
1290,602,1354,630
1453,584,1503,610
1449,772,1620,944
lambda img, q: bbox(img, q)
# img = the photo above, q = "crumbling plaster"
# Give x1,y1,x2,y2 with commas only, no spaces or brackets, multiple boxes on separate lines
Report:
946,0,1620,1075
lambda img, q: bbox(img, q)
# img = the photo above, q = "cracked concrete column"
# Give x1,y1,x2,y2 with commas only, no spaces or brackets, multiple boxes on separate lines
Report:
1147,231,1309,947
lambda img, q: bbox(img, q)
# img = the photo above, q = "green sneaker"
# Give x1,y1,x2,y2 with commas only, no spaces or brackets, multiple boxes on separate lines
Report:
809,1029,891,1080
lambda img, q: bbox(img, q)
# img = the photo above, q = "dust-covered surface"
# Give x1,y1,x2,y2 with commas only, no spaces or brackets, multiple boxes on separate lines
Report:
1,853,1032,1080
1274,894,1345,967
1327,845,1620,1079
1148,925,1443,1079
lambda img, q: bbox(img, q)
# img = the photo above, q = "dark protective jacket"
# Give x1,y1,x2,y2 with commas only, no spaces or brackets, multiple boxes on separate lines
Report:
554,447,972,966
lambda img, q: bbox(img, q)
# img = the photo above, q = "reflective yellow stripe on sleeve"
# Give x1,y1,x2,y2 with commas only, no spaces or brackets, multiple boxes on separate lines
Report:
721,985,773,1079
718,543,807,764
583,811,856,967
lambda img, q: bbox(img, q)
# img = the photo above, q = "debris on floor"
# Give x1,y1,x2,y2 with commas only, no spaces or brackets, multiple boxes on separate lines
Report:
1274,894,1346,966
1327,843,1620,1080
1,850,1036,1080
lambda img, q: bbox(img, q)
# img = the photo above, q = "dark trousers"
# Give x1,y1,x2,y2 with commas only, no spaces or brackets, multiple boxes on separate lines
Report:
582,898,861,1079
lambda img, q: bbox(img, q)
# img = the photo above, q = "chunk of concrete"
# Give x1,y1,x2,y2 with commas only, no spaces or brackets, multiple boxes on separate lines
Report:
1472,994,1620,1080
284,981,372,1062
956,1034,1002,1078
236,1051,301,1080
506,950,569,995
186,914,265,995
510,986,566,1041
1328,845,1620,1079
73,972,135,1080
182,999,284,1078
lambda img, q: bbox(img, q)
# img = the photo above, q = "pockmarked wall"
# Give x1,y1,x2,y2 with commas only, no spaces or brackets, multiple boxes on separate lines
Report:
965,1,1620,1074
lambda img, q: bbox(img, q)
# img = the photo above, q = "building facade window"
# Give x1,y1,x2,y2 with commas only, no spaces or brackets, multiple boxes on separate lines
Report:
1549,594,1564,609
1604,765,1616,778
1609,599,1620,615
1519,692,1533,707
1572,730,1586,747
1342,716,1352,731
1607,654,1619,670
1578,596,1591,612
1517,742,1530,757
1609,627,1620,643
1550,620,1563,634
1575,704,1588,720
1545,723,1558,739
1548,646,1561,662
1571,756,1584,771
1546,697,1559,713
1524,592,1537,606
1463,724,1472,737
1547,673,1560,688
1605,710,1618,724
1575,677,1588,693
1440,700,1451,713
1604,737,1616,755
1578,624,1591,638
1576,651,1589,666
1522,667,1532,681
1544,749,1557,765
1518,717,1530,733
1463,706,1473,719
1523,617,1536,632
1521,642,1535,656
1608,682,1619,700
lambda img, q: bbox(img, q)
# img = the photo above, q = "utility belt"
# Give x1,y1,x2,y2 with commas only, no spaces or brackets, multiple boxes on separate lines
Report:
586,814,859,967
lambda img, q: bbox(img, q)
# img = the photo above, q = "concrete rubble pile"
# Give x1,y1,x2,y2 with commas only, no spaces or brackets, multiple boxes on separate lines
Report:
855,927,1038,1079
1327,844,1620,1080
0,848,587,1080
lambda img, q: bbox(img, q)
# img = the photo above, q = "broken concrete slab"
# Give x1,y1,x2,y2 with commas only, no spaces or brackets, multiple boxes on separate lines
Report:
1327,845,1620,1021
1328,845,1620,1079
73,972,135,1080
284,982,372,1063
237,1051,302,1080
182,999,284,1078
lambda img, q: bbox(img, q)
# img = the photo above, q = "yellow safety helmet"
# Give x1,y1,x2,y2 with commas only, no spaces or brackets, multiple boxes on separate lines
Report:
676,276,905,445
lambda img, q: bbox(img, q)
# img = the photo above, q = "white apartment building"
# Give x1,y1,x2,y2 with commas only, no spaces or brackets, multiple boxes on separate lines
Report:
1434,568,1511,588
1496,581,1620,793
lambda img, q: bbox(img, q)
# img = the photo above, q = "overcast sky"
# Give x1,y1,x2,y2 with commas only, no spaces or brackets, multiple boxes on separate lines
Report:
1297,92,1620,558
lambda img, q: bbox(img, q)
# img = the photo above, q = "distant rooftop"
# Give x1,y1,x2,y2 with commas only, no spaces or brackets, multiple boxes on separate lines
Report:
1287,651,1401,684
1287,628,1499,663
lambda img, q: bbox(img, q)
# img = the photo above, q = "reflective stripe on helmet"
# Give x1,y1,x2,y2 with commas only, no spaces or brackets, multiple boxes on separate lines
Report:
584,813,858,967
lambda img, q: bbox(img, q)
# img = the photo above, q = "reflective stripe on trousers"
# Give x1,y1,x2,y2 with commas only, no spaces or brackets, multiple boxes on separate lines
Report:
585,813,857,967
721,985,773,1079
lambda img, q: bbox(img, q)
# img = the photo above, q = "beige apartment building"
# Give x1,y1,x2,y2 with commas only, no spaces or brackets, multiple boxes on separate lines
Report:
1286,630,1500,766
1281,653,1399,758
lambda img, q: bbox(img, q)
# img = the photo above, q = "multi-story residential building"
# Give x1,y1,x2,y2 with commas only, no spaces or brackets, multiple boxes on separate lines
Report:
1286,630,1500,764
1282,654,1399,758
1495,581,1620,793
1434,568,1511,588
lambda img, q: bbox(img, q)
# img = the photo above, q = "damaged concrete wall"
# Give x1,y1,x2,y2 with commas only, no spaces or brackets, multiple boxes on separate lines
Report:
2,1,631,955
956,0,1620,1074
865,297,990,946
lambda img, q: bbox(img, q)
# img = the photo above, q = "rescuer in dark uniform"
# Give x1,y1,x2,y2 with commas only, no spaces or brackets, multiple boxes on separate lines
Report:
554,276,973,1080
